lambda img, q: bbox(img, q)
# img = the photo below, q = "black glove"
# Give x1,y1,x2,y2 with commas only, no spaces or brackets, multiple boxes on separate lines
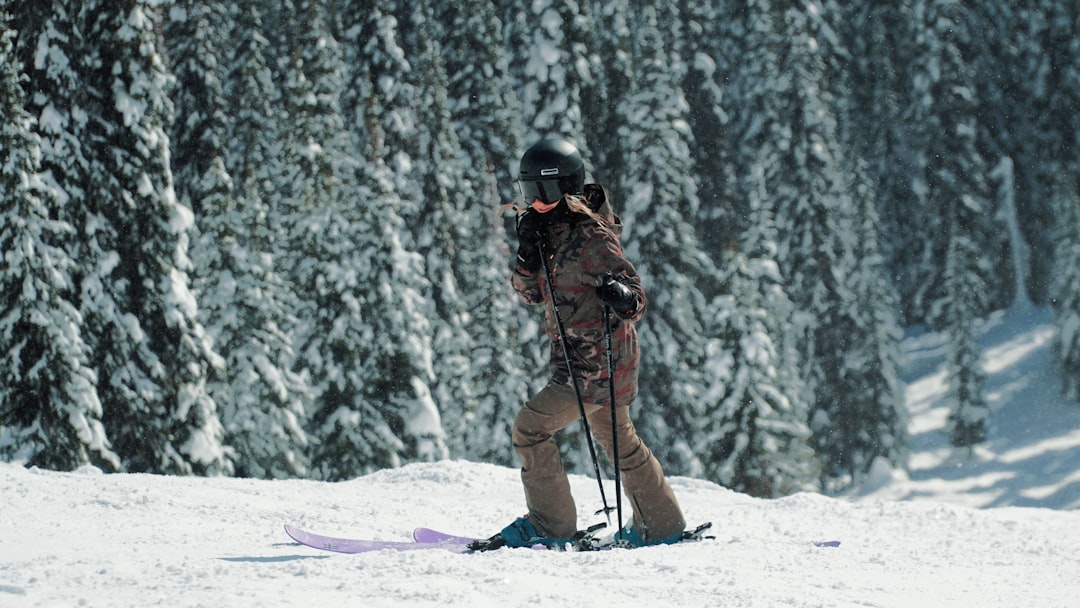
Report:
515,209,544,271
598,274,638,318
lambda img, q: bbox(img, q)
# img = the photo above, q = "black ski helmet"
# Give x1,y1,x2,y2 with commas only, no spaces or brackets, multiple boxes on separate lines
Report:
518,138,585,204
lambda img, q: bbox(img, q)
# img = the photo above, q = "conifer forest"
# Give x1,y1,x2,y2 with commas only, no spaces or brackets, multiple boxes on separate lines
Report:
2,0,1079,497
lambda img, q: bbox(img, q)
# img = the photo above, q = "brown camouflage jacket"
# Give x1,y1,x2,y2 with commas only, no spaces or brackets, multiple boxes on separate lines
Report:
511,184,645,407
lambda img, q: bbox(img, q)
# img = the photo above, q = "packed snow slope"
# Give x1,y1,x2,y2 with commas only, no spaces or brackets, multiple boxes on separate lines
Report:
850,304,1080,510
2,305,1078,608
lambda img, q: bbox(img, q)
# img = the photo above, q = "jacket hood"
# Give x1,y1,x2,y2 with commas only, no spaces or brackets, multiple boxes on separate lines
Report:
584,183,622,235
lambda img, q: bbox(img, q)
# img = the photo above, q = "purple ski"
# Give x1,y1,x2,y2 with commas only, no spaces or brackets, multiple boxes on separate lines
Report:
288,523,820,554
413,527,483,544
284,524,471,554
413,527,553,550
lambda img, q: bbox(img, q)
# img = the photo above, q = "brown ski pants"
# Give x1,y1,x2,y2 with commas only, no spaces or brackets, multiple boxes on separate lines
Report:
512,383,686,541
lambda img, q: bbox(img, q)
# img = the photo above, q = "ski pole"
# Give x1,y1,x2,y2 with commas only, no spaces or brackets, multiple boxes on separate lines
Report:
603,304,624,540
538,244,614,523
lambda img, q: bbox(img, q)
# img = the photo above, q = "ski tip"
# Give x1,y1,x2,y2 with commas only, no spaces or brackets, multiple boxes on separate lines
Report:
283,523,302,544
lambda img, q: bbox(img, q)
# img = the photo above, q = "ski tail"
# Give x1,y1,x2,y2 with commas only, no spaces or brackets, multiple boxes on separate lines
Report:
285,524,471,554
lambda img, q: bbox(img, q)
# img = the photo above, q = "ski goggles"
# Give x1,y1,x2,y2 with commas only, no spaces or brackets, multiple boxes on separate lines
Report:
519,178,564,206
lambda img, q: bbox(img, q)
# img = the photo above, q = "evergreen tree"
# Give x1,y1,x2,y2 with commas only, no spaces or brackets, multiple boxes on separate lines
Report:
9,1,87,230
496,0,533,115
583,0,633,190
501,0,597,151
166,0,310,479
974,1,1077,307
830,155,909,482
336,0,426,225
432,0,532,464
334,1,400,174
611,3,727,478
704,200,818,496
399,0,529,464
434,0,523,208
840,1,924,324
0,16,119,471
725,1,871,480
396,0,472,462
942,237,989,448
832,3,912,483
679,0,741,255
1044,3,1080,403
909,0,992,446
225,0,285,218
215,0,312,478
966,4,1026,309
905,0,1002,329
1039,2,1080,306
195,154,312,478
297,162,440,478
1051,174,1080,403
72,0,229,474
165,0,230,219
279,1,440,479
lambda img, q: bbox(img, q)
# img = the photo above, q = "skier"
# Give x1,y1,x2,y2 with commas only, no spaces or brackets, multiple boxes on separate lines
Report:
471,138,687,550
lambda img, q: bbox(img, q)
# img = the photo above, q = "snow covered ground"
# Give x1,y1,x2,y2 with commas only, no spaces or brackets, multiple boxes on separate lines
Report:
3,304,1079,608
850,303,1080,511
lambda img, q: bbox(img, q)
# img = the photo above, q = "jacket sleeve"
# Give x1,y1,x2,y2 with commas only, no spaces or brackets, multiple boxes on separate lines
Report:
511,262,545,305
581,227,647,323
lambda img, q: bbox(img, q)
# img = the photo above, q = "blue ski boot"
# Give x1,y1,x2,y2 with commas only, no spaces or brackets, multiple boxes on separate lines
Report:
467,517,572,552
609,523,686,549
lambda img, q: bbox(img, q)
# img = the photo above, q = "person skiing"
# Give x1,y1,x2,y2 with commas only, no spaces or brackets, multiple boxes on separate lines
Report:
470,137,687,550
